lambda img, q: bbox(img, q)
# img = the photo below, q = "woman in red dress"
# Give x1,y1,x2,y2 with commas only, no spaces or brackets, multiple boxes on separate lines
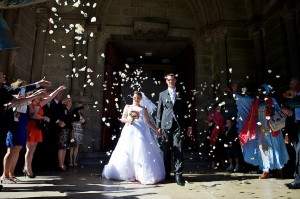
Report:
24,86,66,177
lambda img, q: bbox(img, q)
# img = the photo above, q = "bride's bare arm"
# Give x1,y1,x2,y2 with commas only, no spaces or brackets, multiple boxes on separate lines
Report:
143,107,158,132
119,105,132,123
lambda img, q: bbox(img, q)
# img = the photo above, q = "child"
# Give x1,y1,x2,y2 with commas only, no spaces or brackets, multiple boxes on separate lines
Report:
222,119,240,172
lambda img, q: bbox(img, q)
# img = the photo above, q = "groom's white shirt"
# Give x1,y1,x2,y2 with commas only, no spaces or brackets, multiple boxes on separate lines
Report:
168,87,176,104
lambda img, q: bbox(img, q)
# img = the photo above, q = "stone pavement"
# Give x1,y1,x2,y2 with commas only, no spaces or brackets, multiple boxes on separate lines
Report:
0,162,299,199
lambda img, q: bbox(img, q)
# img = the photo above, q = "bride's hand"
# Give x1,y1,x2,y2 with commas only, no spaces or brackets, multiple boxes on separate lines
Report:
128,117,134,124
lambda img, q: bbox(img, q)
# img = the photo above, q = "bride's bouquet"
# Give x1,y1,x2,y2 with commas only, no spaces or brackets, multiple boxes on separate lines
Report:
128,110,140,124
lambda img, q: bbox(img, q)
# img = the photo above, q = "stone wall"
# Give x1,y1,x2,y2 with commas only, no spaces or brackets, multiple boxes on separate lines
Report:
1,7,37,82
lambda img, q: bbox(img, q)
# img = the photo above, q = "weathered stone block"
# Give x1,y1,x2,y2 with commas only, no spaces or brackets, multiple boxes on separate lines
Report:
112,0,130,7
106,16,127,26
226,28,249,39
130,0,143,7
136,8,150,16
107,7,121,16
150,9,167,18
121,7,137,17
226,39,253,49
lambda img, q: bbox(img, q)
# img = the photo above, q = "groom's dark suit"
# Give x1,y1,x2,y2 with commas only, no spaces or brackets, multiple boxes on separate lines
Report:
156,88,189,181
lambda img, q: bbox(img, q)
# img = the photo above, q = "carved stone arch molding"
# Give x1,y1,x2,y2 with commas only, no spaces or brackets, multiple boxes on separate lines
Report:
95,0,209,30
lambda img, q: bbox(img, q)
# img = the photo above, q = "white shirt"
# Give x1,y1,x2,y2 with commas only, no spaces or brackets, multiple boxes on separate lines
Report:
168,88,176,104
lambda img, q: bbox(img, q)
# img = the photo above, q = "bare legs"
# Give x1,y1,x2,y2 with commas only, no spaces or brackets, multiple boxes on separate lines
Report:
69,144,79,166
2,146,22,179
58,149,67,170
24,142,37,176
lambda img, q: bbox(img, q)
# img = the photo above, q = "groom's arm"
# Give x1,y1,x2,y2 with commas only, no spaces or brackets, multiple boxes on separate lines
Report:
156,92,163,128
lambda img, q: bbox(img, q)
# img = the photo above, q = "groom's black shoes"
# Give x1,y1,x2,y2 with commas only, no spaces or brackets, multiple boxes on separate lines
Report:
175,175,185,186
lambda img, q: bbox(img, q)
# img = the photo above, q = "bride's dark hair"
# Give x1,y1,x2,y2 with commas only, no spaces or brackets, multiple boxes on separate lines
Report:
134,91,142,97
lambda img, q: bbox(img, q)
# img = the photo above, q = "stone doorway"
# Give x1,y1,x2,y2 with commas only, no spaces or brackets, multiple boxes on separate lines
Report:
100,38,197,151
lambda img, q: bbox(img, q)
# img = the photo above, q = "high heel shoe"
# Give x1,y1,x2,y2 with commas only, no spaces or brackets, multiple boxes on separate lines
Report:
58,165,67,171
23,169,36,178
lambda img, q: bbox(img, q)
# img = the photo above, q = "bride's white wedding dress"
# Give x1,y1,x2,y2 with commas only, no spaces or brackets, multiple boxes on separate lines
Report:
102,105,165,184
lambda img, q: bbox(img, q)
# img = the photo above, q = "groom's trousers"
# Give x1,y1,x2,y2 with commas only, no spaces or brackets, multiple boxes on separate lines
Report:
159,124,183,178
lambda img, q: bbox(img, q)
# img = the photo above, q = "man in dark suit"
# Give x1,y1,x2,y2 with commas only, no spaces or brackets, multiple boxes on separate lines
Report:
156,73,192,186
282,78,300,189
42,91,65,171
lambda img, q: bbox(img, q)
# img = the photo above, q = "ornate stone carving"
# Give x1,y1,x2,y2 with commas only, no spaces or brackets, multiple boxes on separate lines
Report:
248,23,262,36
133,20,169,39
279,6,295,20
214,27,227,39
199,29,214,45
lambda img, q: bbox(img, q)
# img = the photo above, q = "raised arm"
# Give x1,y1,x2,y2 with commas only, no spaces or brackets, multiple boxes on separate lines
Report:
9,89,48,108
40,86,66,107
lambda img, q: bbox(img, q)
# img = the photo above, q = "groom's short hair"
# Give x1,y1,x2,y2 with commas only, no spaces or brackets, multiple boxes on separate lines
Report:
165,73,175,79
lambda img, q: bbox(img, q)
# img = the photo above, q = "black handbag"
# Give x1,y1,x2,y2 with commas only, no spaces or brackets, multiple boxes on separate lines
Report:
69,137,77,147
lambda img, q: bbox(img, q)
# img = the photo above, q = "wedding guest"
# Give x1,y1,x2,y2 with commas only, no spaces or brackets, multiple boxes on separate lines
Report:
156,73,192,186
69,103,87,167
282,78,300,189
57,98,73,171
2,79,29,183
205,105,226,169
24,86,66,177
0,72,50,183
42,90,65,171
233,83,289,179
221,119,240,172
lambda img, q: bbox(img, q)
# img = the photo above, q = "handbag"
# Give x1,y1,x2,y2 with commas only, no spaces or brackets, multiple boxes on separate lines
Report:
69,137,77,147
269,111,286,132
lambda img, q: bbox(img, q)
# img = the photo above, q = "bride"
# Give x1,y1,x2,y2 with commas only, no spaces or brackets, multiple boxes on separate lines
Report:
102,91,165,184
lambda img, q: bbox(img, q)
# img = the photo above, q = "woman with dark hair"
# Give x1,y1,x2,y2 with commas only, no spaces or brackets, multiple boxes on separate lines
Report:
69,103,88,167
102,91,165,184
233,83,289,179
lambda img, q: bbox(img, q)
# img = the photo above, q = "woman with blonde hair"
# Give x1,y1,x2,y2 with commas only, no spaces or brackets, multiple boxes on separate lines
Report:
57,98,73,171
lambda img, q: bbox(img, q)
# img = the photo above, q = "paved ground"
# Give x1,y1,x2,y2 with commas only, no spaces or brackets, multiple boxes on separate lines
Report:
0,162,299,199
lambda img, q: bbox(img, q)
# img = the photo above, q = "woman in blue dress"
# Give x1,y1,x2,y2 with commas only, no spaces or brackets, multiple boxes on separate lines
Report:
233,83,289,179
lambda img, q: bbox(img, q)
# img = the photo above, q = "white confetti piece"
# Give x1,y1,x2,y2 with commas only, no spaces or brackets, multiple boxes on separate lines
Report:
91,17,96,23
48,18,54,24
79,66,86,71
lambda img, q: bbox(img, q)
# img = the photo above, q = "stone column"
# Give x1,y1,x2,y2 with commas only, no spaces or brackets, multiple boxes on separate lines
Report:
92,31,111,151
84,25,97,97
279,8,300,77
249,24,265,83
192,30,214,152
214,27,228,87
31,7,49,82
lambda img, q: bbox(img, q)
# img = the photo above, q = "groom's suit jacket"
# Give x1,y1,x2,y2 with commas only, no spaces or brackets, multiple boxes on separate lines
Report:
156,89,189,130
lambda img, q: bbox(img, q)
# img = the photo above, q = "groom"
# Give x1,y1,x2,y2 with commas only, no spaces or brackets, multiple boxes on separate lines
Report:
156,73,192,186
